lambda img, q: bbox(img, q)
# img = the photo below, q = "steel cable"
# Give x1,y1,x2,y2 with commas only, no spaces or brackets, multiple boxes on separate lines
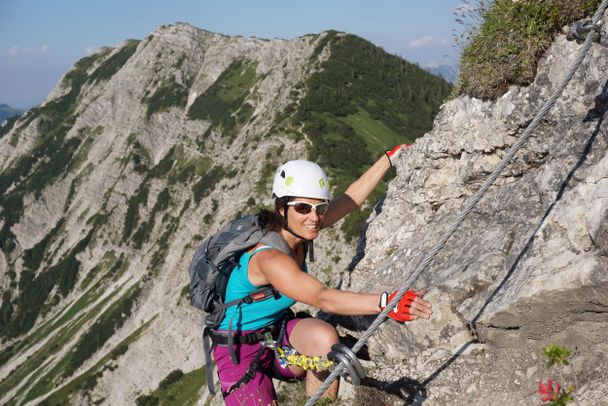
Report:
305,2,608,404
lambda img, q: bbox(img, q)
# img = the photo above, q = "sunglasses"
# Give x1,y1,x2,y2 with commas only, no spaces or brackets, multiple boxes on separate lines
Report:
287,201,330,215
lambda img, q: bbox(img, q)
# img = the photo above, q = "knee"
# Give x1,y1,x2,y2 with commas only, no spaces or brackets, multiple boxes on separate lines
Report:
310,322,339,353
290,319,340,356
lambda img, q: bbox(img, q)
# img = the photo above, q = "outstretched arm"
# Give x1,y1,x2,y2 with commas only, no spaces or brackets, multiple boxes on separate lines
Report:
323,144,410,228
250,249,432,319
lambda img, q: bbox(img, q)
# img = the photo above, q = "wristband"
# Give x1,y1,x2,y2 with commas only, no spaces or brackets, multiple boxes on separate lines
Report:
385,144,411,167
379,292,388,309
384,151,393,167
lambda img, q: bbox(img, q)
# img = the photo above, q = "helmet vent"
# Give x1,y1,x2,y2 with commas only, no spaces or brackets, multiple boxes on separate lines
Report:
280,170,286,178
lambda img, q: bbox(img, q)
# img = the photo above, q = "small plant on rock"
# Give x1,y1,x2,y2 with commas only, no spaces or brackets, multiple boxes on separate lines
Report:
538,344,577,405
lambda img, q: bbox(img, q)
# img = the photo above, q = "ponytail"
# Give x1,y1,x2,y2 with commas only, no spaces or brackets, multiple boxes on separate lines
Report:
257,197,289,232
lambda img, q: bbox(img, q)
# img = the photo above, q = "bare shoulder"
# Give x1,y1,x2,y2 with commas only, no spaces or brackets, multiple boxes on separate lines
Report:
248,246,298,286
252,246,294,267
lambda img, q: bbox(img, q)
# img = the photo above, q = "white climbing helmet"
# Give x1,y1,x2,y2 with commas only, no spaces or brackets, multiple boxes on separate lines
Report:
272,160,331,200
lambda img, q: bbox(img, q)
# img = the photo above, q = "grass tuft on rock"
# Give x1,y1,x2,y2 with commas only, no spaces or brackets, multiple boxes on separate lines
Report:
456,0,601,100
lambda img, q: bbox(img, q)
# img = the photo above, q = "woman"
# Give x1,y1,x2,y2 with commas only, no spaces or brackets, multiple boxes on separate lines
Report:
212,146,433,405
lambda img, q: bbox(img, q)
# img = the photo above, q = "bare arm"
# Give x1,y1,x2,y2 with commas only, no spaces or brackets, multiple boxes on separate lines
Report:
250,250,432,319
322,153,392,228
250,250,380,315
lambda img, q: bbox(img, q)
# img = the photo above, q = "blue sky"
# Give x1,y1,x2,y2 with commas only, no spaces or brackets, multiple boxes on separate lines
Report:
1,0,468,109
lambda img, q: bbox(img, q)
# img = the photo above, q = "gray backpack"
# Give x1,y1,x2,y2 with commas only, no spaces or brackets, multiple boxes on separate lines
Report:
186,214,292,394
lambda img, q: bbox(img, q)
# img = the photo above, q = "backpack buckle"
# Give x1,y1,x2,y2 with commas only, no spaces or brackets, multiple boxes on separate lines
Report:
251,291,269,301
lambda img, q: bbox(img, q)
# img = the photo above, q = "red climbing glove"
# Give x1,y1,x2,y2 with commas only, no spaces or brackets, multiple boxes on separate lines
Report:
385,144,412,167
379,290,417,322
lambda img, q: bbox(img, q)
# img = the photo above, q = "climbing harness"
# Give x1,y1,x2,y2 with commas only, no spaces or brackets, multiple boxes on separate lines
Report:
262,333,366,385
217,311,364,394
213,317,286,395
263,332,334,371
305,2,608,404
567,20,608,47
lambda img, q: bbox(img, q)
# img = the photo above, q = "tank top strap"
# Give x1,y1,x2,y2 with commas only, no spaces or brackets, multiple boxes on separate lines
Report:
251,245,274,255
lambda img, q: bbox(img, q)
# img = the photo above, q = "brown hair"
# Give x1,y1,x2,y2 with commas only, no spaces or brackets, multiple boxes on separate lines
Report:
257,197,290,232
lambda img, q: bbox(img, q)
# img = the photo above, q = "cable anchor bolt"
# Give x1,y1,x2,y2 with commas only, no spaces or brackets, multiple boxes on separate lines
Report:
567,20,608,47
327,343,366,385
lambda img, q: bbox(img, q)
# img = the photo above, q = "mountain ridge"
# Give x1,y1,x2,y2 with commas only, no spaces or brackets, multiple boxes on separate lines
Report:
0,22,450,405
0,104,23,123
424,64,458,83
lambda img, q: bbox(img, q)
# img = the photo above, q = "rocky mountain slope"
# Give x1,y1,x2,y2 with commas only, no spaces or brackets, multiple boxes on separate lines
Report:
0,23,449,405
337,15,608,406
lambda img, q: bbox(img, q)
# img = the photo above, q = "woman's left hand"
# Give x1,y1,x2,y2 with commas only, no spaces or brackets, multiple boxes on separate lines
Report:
386,144,412,167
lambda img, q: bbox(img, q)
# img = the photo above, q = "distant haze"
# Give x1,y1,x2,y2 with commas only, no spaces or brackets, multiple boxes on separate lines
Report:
425,64,459,84
0,103,23,122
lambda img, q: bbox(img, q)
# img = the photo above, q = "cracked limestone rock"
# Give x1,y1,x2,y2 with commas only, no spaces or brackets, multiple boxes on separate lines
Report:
339,14,608,406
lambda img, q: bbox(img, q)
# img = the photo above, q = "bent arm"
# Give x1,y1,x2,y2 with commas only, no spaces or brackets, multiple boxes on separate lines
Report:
323,153,392,228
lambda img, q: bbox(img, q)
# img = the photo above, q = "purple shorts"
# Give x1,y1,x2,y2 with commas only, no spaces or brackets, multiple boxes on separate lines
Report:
213,317,305,405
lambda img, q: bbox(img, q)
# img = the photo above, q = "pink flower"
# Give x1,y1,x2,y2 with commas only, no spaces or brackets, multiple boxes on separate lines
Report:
538,379,561,402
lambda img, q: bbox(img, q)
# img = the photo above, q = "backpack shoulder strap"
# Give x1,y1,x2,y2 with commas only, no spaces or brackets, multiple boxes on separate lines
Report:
202,327,215,394
259,231,292,257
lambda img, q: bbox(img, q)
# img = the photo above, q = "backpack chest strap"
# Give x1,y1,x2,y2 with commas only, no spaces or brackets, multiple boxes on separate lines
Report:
221,284,279,309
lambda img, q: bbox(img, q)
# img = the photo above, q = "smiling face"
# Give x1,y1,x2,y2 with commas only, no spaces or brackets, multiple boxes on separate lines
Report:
282,197,328,240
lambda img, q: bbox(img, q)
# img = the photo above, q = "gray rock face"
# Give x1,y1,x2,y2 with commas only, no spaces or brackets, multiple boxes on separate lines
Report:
342,18,608,406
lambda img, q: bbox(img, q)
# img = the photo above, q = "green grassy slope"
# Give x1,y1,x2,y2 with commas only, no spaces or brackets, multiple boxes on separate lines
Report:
295,32,452,239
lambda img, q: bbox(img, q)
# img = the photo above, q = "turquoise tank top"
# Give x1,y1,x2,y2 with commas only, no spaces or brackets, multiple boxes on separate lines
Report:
218,246,306,331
